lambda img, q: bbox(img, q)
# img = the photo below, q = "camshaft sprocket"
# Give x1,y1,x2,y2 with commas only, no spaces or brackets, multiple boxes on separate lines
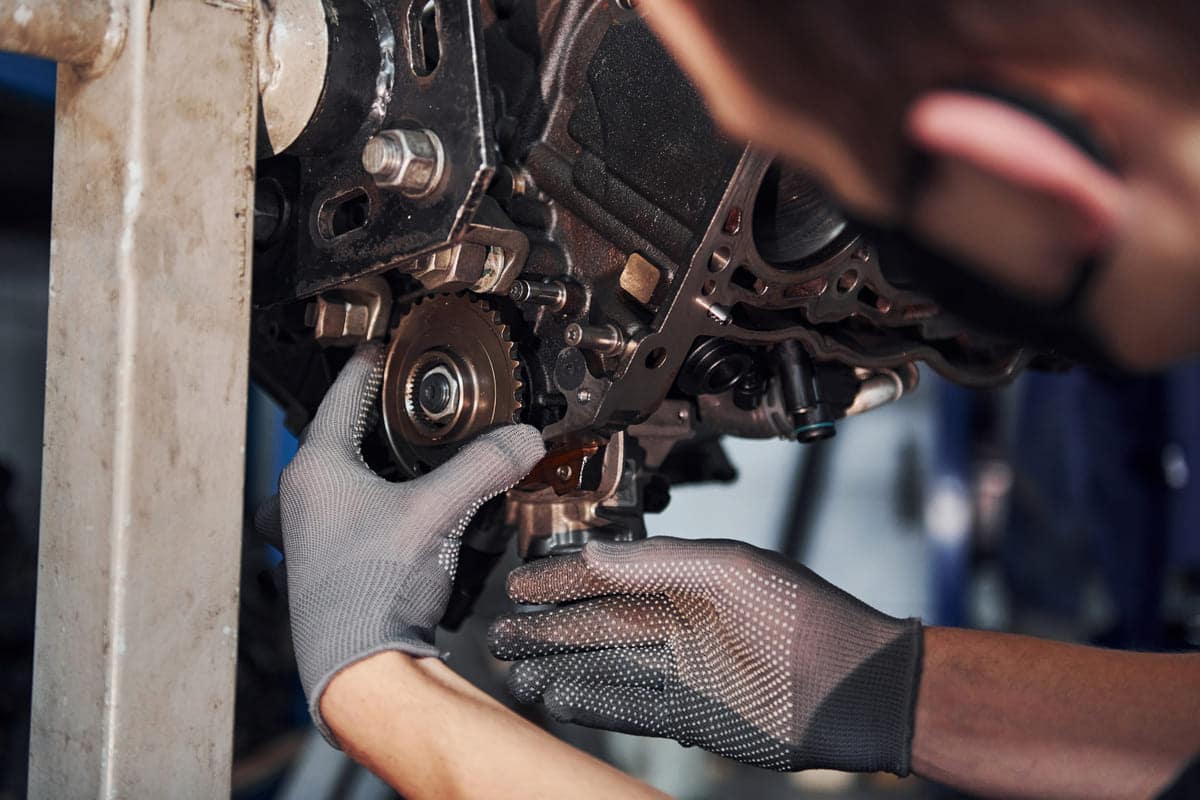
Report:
381,293,523,476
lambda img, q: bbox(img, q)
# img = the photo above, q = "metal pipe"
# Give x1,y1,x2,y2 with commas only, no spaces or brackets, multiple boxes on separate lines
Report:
510,278,568,311
844,373,904,417
565,322,625,356
696,381,794,440
844,364,920,417
701,364,921,436
0,0,125,74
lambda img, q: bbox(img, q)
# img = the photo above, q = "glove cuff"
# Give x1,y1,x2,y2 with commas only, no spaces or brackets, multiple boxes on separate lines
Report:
288,560,449,746
883,618,924,777
792,616,924,776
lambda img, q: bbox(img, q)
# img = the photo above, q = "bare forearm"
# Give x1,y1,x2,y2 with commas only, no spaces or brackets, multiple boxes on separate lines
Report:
321,652,668,800
913,627,1200,799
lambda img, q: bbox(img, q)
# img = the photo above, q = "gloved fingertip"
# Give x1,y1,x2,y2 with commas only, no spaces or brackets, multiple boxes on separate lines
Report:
478,423,548,474
305,341,387,454
506,660,551,704
541,684,581,724
336,341,386,387
503,552,590,604
419,425,546,517
355,339,384,356
503,564,536,602
486,615,518,658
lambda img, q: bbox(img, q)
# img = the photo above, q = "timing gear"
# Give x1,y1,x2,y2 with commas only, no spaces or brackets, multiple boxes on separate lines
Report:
381,293,523,476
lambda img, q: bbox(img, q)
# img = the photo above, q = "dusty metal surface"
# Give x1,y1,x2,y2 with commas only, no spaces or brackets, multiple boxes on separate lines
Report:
0,0,125,74
258,0,328,156
28,0,257,795
251,0,498,305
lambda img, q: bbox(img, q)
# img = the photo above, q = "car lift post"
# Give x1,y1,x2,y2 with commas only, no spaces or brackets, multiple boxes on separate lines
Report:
0,0,259,795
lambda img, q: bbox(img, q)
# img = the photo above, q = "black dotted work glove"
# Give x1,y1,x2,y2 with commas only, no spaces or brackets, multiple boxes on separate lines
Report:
488,537,923,774
277,343,545,743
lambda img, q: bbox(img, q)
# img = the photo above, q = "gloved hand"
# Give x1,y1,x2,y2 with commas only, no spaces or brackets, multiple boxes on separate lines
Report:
488,537,923,774
277,343,545,742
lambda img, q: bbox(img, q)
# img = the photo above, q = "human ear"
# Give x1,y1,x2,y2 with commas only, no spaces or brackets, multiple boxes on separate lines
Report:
903,90,1129,300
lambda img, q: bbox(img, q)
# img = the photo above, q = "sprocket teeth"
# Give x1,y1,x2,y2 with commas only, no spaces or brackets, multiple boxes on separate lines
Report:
383,291,526,461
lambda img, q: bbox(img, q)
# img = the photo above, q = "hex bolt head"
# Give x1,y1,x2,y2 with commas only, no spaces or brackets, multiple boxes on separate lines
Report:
362,128,446,199
418,371,453,416
555,464,574,481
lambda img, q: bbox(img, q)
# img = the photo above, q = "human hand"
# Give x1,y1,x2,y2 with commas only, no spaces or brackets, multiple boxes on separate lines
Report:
489,537,922,774
277,343,545,742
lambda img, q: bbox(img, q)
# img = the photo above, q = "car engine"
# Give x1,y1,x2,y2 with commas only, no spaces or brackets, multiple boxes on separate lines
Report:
249,0,1031,623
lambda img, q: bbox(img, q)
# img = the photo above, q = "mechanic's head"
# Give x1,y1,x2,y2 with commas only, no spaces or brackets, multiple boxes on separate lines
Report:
641,0,1200,370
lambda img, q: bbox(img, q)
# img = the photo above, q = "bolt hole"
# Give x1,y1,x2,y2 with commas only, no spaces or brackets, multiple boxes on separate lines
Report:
731,265,759,293
858,286,892,313
837,269,860,294
408,0,441,77
709,246,733,273
317,189,371,240
701,279,717,296
645,347,668,369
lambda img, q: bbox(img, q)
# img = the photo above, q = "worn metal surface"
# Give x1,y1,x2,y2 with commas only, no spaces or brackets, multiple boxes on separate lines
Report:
258,0,328,156
248,0,1035,564
0,0,125,74
252,0,497,305
28,0,258,795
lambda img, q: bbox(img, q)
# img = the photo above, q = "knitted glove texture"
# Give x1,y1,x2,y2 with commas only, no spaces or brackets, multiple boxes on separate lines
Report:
489,537,922,774
279,343,545,741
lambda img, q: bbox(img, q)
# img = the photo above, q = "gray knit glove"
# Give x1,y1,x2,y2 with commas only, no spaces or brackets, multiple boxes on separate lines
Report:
488,537,923,775
279,343,545,741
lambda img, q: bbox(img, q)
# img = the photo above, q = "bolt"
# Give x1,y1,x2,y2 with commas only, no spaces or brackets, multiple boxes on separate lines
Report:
510,278,569,311
576,389,593,404
419,372,452,415
676,407,689,423
362,128,446,199
564,323,625,356
305,297,372,343
555,464,574,481
415,364,460,423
